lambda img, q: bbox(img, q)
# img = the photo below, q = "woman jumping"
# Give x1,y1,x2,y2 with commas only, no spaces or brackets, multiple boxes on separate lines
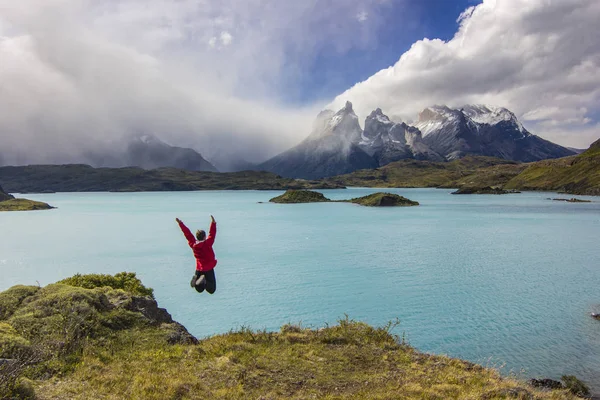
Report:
176,215,218,294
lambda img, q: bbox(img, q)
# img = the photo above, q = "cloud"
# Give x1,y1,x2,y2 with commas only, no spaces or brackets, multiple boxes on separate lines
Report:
329,0,600,148
220,31,233,46
357,11,369,23
0,0,392,166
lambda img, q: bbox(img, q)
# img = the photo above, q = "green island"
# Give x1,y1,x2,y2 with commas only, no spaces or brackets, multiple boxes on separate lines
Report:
0,165,342,193
452,187,521,195
270,190,419,207
0,273,588,399
0,185,53,212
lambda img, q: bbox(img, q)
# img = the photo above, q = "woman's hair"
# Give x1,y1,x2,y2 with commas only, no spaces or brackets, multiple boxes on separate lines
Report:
196,229,206,241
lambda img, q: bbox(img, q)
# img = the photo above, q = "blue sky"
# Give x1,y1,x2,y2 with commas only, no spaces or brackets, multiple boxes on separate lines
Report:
292,0,482,104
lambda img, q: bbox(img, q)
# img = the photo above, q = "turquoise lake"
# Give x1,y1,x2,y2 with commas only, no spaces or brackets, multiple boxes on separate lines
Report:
1,188,599,389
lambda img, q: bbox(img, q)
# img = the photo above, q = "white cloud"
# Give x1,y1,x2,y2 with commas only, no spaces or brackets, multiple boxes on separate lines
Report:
330,0,600,148
357,11,368,23
220,31,233,46
0,0,392,166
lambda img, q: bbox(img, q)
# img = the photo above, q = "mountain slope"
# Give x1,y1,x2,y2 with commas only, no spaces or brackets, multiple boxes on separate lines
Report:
123,135,218,172
259,102,377,179
502,137,600,195
417,105,575,162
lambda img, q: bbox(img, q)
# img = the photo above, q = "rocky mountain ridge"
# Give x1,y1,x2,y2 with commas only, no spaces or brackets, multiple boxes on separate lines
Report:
260,102,575,179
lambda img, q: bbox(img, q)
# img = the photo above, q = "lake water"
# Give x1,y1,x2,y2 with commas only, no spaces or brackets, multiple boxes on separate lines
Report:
1,188,600,389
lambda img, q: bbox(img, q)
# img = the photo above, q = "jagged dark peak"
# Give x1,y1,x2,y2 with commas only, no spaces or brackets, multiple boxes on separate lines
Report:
366,108,393,125
342,101,354,113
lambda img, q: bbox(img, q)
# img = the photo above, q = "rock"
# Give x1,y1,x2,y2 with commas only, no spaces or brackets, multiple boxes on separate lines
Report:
529,378,564,390
592,313,600,320
164,322,199,345
125,296,174,325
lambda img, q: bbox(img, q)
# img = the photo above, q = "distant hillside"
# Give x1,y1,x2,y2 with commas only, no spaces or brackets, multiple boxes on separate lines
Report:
0,273,582,399
0,165,342,193
503,138,600,195
329,138,600,196
326,156,523,188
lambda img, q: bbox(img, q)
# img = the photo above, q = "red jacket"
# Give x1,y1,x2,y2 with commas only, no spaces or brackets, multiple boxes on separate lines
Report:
178,219,217,271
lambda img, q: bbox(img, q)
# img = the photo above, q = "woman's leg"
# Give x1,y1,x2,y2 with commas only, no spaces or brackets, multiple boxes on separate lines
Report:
194,272,206,293
205,269,216,294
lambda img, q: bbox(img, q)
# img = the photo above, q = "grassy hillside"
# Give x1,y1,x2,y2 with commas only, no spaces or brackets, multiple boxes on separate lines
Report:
0,165,343,193
326,157,521,188
326,139,600,196
502,139,600,195
0,273,586,399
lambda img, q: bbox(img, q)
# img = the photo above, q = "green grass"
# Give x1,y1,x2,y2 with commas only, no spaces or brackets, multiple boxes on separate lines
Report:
0,274,586,399
0,198,54,211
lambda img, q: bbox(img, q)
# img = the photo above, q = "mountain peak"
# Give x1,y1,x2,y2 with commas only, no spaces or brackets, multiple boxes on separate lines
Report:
342,101,354,113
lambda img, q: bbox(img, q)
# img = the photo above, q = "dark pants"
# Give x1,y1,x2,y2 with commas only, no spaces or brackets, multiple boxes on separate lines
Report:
191,269,216,294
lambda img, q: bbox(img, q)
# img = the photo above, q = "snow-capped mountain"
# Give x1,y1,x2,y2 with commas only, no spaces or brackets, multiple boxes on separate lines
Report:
360,108,443,165
417,105,574,161
258,102,377,179
260,102,575,179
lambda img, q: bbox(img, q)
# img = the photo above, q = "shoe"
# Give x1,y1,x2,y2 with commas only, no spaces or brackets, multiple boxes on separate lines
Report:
190,275,197,288
195,275,206,286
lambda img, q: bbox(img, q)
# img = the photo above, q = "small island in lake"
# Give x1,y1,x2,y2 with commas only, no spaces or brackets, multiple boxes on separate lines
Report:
550,198,592,203
0,184,54,212
451,186,520,195
269,190,419,207
348,192,419,207
269,189,331,203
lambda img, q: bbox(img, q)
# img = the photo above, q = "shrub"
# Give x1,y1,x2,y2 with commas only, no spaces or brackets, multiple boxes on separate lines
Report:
57,272,154,298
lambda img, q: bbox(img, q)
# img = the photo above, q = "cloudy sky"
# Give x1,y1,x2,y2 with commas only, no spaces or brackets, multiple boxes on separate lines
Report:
0,0,598,167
